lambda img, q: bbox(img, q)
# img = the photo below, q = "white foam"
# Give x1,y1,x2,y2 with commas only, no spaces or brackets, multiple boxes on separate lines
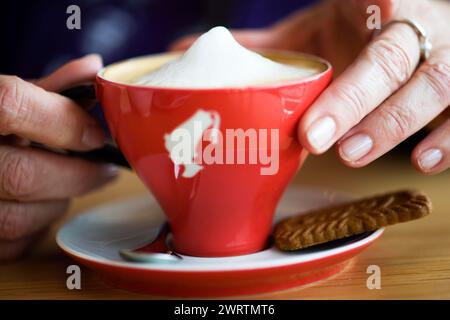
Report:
134,26,316,88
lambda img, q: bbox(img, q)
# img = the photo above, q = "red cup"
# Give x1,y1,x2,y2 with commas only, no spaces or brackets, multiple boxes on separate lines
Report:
97,51,332,257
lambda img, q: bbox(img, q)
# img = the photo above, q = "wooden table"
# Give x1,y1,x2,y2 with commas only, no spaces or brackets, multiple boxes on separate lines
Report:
1,147,449,299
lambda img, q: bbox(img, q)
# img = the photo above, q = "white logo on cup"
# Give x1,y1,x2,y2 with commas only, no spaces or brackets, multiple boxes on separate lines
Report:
164,109,280,177
164,109,220,178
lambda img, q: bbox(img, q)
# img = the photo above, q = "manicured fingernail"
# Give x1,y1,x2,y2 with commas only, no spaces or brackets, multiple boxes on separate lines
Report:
82,124,105,148
418,148,443,171
306,116,336,151
340,133,373,162
102,164,120,179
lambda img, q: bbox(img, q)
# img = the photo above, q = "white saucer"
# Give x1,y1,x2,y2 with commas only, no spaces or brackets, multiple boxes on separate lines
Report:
57,186,384,297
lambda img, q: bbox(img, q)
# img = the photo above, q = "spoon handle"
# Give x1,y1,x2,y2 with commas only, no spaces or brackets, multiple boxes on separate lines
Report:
119,223,183,263
29,142,131,168
60,84,96,101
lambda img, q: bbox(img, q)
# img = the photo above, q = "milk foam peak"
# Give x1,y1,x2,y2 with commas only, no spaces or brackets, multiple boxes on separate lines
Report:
134,26,316,88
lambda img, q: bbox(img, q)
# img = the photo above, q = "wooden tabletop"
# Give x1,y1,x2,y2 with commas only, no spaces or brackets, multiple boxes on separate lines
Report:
1,146,449,299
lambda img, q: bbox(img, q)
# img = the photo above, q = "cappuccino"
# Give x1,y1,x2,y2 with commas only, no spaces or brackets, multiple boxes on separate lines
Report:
133,26,317,88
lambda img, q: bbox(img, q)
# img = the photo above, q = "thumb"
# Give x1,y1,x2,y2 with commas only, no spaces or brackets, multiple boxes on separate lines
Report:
169,28,277,52
35,54,103,92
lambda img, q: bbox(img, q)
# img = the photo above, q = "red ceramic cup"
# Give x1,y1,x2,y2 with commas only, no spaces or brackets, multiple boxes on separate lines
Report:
96,51,332,257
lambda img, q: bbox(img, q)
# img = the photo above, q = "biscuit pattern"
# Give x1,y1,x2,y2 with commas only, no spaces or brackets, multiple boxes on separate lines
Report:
274,190,431,250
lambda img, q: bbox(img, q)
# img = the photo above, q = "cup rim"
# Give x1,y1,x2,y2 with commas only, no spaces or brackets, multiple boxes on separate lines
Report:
97,49,332,93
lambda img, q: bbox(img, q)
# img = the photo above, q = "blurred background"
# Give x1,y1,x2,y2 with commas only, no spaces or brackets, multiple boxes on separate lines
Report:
0,0,315,78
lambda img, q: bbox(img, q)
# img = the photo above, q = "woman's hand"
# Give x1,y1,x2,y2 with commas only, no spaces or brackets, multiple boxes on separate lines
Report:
172,0,450,174
0,55,118,261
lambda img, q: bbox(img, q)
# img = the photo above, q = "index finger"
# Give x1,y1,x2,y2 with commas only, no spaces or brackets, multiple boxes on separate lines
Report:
298,23,421,154
0,75,104,151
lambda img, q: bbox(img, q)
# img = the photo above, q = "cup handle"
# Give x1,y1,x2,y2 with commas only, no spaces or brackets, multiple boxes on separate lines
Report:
30,84,131,169
60,84,97,101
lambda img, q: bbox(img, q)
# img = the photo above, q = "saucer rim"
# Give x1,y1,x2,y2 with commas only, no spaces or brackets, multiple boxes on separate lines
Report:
57,228,384,273
56,188,384,273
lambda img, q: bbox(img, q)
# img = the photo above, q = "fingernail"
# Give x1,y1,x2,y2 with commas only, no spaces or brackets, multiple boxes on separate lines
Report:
82,124,105,149
306,116,336,151
340,133,373,162
102,164,120,179
418,148,443,171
